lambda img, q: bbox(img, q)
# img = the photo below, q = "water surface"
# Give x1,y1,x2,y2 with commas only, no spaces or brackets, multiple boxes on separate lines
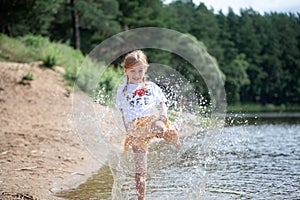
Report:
57,114,300,199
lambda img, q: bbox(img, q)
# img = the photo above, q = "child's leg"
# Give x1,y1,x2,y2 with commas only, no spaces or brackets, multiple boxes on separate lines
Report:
164,129,181,148
132,145,147,200
151,120,166,137
152,120,181,148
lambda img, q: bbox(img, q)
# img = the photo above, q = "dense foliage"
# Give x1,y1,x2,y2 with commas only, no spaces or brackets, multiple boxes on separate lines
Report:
1,0,299,105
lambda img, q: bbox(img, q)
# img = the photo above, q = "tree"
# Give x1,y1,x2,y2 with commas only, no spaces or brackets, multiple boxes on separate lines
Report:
190,3,220,57
237,9,262,62
0,0,33,35
71,0,80,49
51,0,121,52
255,14,283,103
270,13,300,104
223,54,250,102
216,11,238,66
117,0,172,30
0,0,64,36
167,0,197,33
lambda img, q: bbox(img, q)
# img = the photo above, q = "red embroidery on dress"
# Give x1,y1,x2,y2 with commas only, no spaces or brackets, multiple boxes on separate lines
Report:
134,88,147,97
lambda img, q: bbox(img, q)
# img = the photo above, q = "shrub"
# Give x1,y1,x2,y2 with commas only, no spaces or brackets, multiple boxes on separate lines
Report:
94,66,123,105
0,34,84,87
43,55,56,68
0,34,36,62
22,71,34,81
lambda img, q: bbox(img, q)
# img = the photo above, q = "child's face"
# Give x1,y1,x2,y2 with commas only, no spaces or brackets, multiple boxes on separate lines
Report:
126,65,146,84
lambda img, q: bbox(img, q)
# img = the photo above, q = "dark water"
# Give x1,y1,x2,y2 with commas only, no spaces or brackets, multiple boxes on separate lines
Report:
57,114,300,199
206,124,300,199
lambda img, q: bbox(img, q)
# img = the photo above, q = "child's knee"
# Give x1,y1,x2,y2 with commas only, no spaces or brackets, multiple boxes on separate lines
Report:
151,120,166,134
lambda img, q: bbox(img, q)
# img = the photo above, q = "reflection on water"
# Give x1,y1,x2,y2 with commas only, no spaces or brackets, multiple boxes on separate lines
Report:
57,115,300,199
207,122,300,199
226,112,300,126
56,166,113,199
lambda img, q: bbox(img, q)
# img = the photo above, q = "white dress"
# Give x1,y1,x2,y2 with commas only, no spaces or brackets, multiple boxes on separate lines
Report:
116,81,167,124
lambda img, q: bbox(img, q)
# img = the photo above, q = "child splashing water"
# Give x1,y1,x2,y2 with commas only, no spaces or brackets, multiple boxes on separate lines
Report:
116,50,181,200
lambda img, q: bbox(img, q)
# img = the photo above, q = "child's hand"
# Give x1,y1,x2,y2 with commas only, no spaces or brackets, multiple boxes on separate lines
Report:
159,115,168,122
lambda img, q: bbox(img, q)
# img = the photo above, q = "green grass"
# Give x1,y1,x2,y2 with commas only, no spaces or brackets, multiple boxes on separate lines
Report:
22,71,34,81
0,33,124,101
0,33,84,86
227,103,300,113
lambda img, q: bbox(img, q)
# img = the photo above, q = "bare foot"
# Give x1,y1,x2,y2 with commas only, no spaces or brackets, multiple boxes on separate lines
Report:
165,128,181,148
152,120,181,148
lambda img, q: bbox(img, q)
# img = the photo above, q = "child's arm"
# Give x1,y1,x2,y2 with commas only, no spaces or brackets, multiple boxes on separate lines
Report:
159,102,168,122
120,109,128,132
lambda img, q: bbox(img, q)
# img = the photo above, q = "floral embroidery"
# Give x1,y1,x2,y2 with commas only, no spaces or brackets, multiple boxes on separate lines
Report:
134,88,147,97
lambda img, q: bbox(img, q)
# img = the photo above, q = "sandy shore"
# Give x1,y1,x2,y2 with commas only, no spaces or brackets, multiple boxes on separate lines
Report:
0,61,202,200
0,62,104,199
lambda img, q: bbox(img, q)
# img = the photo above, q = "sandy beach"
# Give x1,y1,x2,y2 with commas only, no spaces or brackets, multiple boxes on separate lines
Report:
0,61,103,199
0,61,198,199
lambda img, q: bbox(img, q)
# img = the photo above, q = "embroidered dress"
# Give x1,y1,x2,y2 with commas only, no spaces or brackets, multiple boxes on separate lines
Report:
116,81,167,124
116,81,180,151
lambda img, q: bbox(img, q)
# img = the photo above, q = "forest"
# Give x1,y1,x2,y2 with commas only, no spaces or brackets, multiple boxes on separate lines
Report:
1,0,299,107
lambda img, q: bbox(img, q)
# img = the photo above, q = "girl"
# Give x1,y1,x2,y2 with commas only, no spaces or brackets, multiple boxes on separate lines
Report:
116,50,181,200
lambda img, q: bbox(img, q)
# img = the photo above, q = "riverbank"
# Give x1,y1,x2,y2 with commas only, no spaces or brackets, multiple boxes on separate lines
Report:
0,60,201,200
227,103,300,113
0,62,102,199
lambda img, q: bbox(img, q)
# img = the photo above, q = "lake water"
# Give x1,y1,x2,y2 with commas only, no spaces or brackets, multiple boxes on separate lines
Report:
57,114,300,199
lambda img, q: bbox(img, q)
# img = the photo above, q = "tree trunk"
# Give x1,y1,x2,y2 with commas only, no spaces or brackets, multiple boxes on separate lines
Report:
1,25,11,36
70,0,80,49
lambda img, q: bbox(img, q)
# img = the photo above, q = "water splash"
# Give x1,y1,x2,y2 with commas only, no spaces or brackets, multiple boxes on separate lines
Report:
71,28,227,199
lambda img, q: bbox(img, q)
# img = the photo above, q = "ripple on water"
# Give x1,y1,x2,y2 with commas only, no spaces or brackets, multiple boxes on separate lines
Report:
57,122,300,199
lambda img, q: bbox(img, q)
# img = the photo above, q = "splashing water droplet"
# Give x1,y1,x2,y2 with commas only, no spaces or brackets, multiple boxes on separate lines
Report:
72,28,226,199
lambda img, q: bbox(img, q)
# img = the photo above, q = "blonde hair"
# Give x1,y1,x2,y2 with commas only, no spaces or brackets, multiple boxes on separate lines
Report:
122,50,149,73
122,50,149,95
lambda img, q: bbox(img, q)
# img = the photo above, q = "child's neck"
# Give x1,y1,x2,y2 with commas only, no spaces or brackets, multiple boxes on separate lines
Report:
128,81,147,88
129,81,145,85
